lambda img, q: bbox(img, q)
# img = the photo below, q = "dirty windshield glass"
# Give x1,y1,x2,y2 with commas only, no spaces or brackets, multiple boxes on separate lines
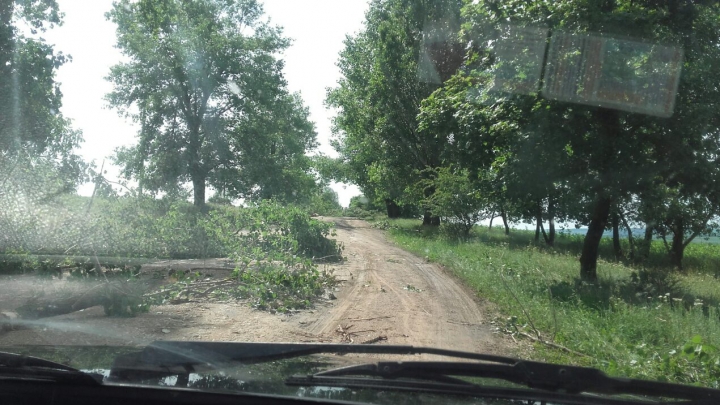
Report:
2,0,720,401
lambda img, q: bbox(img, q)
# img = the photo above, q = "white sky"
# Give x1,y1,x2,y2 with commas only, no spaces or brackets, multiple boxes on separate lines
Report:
41,0,366,207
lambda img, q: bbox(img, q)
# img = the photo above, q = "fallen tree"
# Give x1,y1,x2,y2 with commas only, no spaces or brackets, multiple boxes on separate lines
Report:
15,280,149,319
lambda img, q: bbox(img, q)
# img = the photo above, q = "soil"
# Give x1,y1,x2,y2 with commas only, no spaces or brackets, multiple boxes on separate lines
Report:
0,217,518,359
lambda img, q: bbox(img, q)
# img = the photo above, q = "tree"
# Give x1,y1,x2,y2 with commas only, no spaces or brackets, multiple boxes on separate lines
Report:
0,0,84,183
327,0,464,224
456,0,720,281
304,186,342,216
0,0,86,257
417,166,488,236
107,0,315,207
0,0,85,197
209,92,318,204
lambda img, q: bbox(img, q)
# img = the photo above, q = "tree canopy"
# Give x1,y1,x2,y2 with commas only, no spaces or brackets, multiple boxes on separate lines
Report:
107,0,318,207
329,0,720,279
0,0,85,197
327,0,465,220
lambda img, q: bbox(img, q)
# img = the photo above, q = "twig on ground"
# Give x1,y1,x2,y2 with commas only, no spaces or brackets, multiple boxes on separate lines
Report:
144,278,242,300
446,319,483,327
348,329,376,335
516,331,592,358
345,316,393,322
336,324,354,343
361,336,388,344
313,255,343,262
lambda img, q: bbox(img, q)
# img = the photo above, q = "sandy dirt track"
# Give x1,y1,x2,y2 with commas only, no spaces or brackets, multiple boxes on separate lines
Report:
0,218,514,358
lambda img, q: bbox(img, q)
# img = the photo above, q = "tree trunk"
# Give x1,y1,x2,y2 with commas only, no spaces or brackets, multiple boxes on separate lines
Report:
580,195,612,282
431,215,441,226
536,202,553,246
641,224,654,259
547,198,556,246
501,210,510,235
580,108,619,281
192,172,206,208
14,284,128,319
384,199,401,218
620,212,635,260
670,217,685,271
612,211,622,260
540,221,549,244
187,120,205,208
421,182,440,226
535,220,541,242
488,214,494,230
422,212,441,226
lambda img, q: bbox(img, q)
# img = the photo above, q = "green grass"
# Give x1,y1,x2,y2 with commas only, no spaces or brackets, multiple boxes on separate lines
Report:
386,220,720,388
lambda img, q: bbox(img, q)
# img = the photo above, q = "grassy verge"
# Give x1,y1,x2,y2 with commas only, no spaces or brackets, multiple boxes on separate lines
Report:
386,220,720,388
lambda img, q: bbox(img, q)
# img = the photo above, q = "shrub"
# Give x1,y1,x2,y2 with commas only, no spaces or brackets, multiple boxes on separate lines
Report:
416,167,488,236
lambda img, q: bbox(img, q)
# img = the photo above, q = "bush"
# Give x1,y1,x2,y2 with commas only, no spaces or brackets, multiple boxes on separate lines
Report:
234,263,335,312
416,167,488,236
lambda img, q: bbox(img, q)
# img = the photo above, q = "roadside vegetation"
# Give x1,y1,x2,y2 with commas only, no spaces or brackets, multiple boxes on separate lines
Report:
0,192,343,315
384,219,720,388
0,0,346,317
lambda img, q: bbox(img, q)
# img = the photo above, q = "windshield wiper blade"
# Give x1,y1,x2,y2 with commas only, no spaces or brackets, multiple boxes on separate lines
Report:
287,376,665,405
0,351,102,385
140,341,517,364
0,351,81,371
107,341,516,382
287,360,720,403
108,341,720,403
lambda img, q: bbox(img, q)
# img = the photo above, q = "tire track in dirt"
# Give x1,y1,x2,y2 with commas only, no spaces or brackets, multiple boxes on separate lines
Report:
296,218,511,355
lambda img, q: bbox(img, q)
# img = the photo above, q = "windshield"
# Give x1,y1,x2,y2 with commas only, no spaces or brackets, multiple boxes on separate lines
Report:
1,0,720,403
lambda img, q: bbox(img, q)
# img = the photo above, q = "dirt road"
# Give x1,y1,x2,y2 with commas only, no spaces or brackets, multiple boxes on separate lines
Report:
0,218,512,357
295,218,508,354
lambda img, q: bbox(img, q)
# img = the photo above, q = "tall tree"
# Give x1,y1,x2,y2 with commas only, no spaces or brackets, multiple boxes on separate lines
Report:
327,0,464,223
0,0,84,196
0,0,85,256
107,0,314,207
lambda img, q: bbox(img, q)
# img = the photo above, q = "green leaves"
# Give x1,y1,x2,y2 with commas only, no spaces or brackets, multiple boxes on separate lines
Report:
681,335,718,361
107,0,315,206
1,1,83,190
417,0,720,273
328,0,464,205
415,166,489,235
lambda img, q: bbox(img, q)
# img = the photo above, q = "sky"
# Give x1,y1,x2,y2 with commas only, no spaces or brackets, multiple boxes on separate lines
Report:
41,0,367,207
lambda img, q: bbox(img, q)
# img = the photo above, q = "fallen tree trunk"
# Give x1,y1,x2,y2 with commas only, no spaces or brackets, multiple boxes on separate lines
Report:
15,285,109,319
15,281,148,319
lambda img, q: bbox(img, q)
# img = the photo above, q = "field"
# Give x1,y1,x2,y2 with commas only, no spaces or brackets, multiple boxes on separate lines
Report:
557,227,720,246
384,220,720,388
